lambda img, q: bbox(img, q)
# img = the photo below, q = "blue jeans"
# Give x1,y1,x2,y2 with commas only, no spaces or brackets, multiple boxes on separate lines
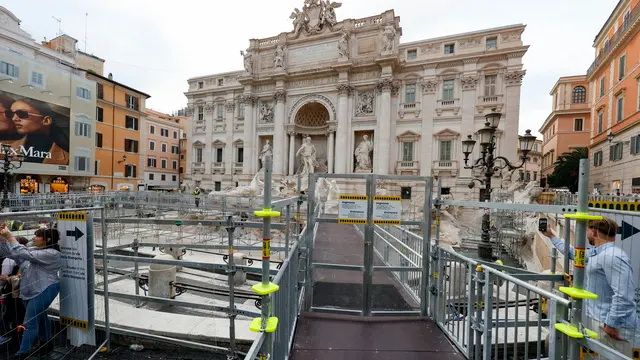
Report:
17,282,60,355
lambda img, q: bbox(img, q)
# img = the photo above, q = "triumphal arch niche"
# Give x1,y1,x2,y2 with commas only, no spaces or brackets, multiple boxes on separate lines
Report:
288,94,337,175
236,0,400,180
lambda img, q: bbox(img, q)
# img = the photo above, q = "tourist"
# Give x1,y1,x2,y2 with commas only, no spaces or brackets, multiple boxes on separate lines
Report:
544,218,638,357
0,236,28,351
0,226,61,359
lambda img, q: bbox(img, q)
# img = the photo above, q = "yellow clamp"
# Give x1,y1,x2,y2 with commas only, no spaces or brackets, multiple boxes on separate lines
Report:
554,323,598,339
563,212,603,221
250,317,279,333
254,208,281,218
251,282,280,296
559,287,598,300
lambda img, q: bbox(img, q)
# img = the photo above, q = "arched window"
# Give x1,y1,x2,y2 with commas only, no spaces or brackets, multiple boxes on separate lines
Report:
572,86,586,104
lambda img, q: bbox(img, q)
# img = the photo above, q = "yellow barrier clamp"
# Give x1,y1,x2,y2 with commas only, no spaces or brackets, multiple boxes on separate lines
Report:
250,317,279,333
254,208,281,218
554,323,598,339
559,287,598,300
563,212,602,221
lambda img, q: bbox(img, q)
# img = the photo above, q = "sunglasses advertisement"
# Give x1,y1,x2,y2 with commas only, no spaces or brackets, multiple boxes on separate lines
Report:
0,89,70,166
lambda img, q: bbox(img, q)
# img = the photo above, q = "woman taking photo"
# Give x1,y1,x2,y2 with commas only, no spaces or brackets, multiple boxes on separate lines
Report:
0,226,61,359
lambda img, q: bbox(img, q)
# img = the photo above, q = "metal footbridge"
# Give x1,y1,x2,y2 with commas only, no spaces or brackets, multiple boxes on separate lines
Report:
243,162,632,360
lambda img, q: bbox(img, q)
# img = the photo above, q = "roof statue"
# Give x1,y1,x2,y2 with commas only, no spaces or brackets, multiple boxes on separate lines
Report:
290,0,342,38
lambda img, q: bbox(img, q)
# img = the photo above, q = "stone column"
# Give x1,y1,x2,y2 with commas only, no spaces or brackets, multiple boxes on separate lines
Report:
420,79,437,176
459,75,478,179
375,79,394,175
242,95,257,175
327,130,335,173
288,132,296,175
504,70,526,163
273,90,286,176
335,84,352,174
225,101,235,177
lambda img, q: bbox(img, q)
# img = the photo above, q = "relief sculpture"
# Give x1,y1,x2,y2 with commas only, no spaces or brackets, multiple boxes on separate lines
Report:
274,45,286,69
290,0,342,38
382,25,396,52
356,91,374,116
259,102,274,123
337,31,349,58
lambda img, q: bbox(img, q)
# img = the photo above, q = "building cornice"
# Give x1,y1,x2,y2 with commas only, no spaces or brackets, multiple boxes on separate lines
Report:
539,108,592,133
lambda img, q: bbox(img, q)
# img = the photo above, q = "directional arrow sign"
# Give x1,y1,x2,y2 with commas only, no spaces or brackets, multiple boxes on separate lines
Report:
66,227,84,241
617,220,640,241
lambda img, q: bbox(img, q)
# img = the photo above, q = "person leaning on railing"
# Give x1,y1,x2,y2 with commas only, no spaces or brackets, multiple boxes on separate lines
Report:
543,218,639,357
0,226,61,360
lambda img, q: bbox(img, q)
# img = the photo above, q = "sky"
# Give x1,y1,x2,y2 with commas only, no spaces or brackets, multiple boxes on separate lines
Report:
4,0,620,136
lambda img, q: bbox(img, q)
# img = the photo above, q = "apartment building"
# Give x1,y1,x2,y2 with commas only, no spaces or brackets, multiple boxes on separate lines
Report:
87,72,150,191
142,109,185,190
588,0,640,194
518,139,542,183
538,76,592,187
0,7,98,193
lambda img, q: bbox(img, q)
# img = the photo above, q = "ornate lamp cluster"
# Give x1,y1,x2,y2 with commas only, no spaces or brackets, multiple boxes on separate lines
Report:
458,109,537,261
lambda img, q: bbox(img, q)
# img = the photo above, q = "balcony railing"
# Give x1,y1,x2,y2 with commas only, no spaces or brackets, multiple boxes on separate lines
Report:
397,160,419,169
438,99,458,107
587,2,640,76
398,102,421,119
395,160,419,175
433,160,457,169
478,94,503,104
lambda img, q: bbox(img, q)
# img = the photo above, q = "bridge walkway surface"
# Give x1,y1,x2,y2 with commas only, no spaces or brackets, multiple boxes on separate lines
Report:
290,222,464,360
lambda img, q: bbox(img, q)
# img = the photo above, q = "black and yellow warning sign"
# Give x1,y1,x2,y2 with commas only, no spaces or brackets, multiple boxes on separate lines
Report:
339,194,368,200
262,239,271,259
60,316,89,330
57,212,87,221
373,195,401,201
373,219,402,225
338,218,367,224
574,248,586,268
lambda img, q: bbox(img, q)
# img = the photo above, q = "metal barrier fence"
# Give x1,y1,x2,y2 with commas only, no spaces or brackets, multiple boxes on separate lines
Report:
433,159,633,360
3,191,268,217
0,207,107,360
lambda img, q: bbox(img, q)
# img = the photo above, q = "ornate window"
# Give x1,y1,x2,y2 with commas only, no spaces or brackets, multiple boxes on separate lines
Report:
442,79,455,100
572,86,586,104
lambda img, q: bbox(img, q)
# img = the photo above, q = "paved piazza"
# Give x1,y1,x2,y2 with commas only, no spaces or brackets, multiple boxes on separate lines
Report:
184,0,528,197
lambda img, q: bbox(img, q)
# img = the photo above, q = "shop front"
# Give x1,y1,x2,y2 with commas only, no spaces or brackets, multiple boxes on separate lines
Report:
18,175,39,194
88,184,106,192
50,177,69,193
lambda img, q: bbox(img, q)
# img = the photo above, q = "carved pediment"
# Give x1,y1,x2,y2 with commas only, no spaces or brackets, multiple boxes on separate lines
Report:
233,139,244,146
397,130,421,141
212,140,226,147
433,128,460,139
192,140,205,148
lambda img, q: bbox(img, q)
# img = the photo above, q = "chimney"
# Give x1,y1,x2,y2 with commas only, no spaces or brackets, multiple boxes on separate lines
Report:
108,73,113,80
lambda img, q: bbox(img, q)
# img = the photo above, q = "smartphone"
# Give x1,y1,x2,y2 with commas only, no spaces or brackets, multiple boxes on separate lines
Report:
538,218,548,232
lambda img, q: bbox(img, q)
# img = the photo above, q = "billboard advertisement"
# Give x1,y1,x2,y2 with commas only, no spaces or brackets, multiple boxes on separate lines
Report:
0,89,70,165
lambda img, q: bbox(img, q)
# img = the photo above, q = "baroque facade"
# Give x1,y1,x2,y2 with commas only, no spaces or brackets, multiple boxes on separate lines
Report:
184,1,528,196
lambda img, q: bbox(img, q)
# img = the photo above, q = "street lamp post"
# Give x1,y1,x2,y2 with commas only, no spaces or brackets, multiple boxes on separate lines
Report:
1,143,24,212
460,110,537,261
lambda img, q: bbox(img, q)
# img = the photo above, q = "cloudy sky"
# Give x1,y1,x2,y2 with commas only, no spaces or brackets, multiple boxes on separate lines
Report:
5,0,618,136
